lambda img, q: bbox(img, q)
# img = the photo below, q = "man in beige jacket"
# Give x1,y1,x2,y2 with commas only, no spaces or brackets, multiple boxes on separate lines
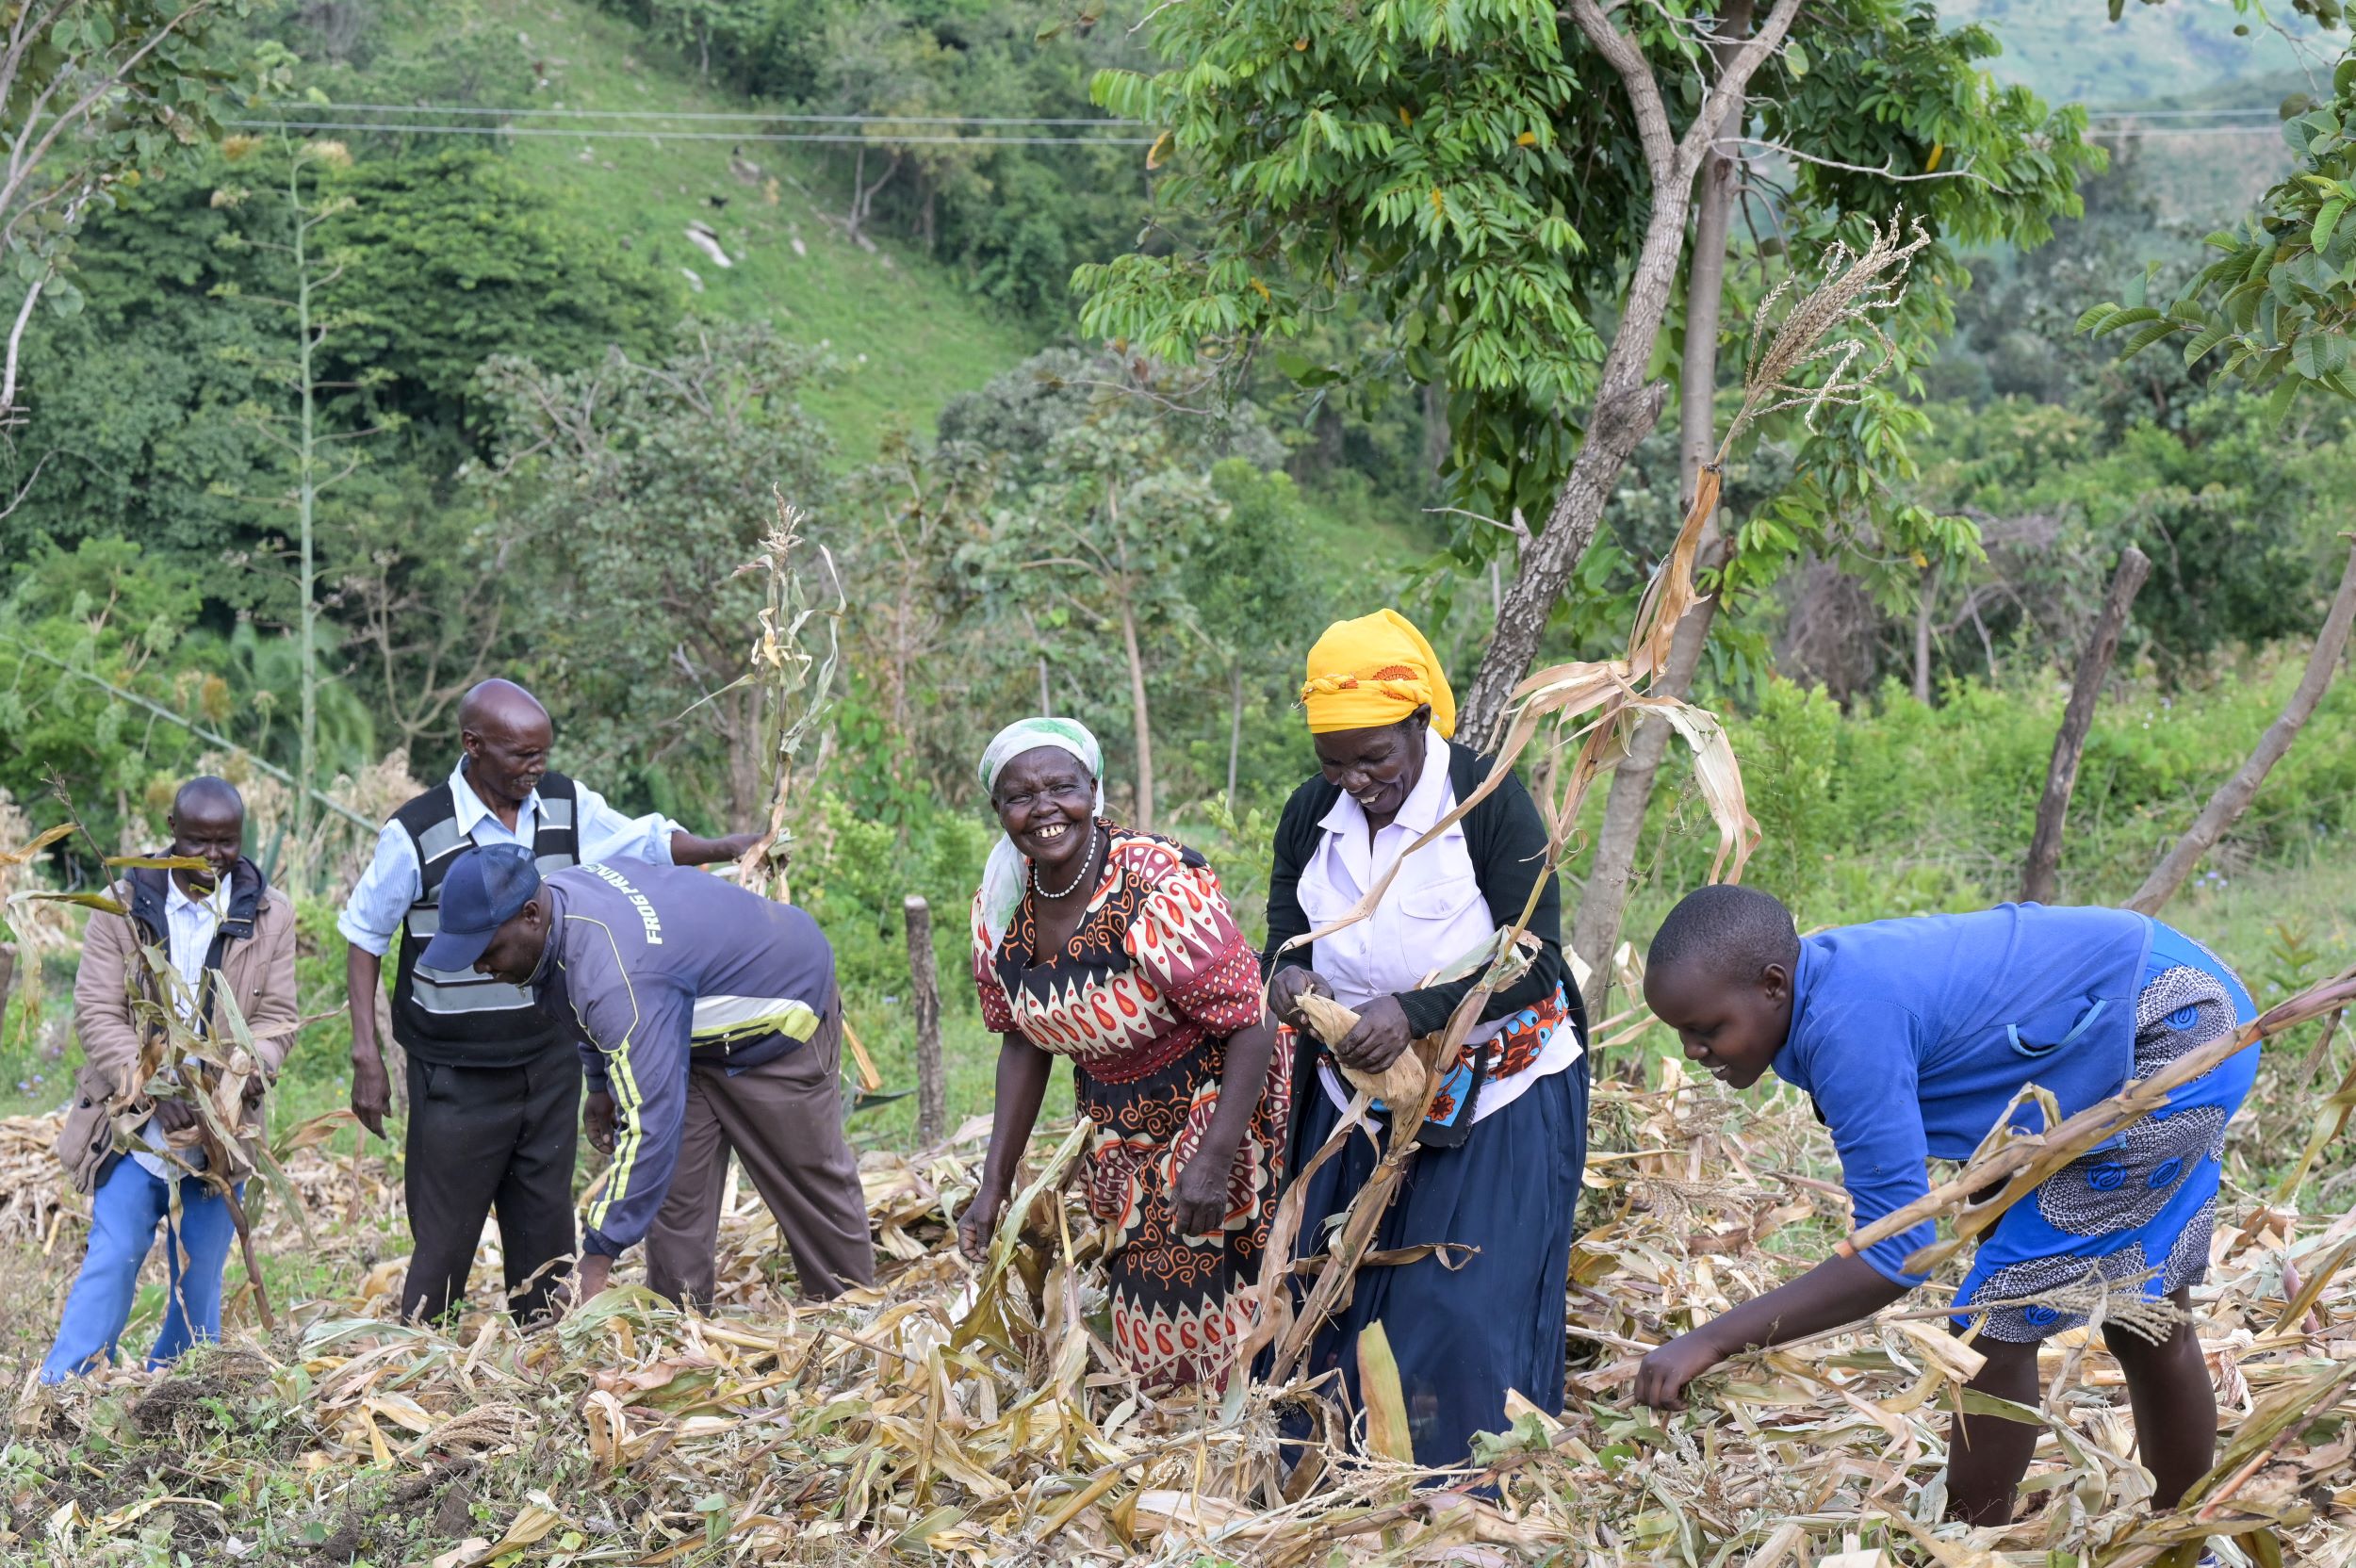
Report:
41,776,298,1380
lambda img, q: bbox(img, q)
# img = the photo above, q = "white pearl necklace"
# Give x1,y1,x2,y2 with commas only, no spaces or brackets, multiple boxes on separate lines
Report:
1031,825,1099,900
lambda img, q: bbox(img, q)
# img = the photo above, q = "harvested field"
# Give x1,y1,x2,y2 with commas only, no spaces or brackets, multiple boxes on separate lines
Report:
3,1021,2353,1567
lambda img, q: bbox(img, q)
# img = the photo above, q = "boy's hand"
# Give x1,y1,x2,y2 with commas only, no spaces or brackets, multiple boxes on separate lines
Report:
1634,1329,1726,1412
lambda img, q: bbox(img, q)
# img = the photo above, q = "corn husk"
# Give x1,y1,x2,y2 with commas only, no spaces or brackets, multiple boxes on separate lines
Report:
1292,991,1427,1104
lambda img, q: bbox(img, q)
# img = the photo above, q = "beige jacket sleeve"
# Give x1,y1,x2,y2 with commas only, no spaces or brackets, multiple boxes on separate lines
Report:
236,892,302,1078
70,890,149,1100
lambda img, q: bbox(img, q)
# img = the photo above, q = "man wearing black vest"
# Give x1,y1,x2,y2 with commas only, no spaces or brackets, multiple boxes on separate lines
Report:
338,678,758,1324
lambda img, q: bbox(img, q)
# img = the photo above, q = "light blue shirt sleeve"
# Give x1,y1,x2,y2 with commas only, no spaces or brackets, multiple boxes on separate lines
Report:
573,781,684,867
336,823,424,956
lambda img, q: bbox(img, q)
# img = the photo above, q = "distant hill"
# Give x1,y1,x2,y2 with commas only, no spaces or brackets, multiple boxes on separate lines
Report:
1943,0,2330,220
1942,0,2317,106
345,0,1049,457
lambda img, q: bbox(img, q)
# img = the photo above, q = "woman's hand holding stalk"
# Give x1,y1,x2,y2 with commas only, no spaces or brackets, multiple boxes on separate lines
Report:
957,1033,1055,1257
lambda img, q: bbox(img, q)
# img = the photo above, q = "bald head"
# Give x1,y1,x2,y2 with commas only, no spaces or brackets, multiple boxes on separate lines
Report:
458,678,548,736
167,776,244,895
459,678,554,812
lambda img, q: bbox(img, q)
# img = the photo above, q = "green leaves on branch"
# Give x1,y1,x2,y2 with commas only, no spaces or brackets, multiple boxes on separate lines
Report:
1074,0,1623,431
2084,53,2356,423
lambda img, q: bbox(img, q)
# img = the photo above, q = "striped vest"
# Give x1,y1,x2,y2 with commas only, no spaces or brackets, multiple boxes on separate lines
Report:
387,772,580,1066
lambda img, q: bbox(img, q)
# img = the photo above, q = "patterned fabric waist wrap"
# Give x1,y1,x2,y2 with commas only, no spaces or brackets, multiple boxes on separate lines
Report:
1318,981,1578,1144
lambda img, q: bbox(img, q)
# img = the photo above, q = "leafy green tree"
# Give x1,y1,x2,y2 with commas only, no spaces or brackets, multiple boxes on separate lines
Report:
1183,461,1333,809
0,0,279,424
311,152,681,429
1077,0,2096,745
2086,54,2356,422
1,146,678,564
471,319,838,824
832,429,1002,818
972,413,1220,832
1077,0,2101,1001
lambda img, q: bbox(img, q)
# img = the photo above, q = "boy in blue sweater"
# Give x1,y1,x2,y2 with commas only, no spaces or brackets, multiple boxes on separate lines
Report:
1633,887,2258,1527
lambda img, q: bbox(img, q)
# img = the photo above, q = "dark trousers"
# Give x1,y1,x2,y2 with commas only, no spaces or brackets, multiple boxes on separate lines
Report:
400,1040,581,1325
645,1006,875,1310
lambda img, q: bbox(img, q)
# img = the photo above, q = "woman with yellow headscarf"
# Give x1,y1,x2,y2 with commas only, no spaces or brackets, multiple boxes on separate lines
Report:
1262,610,1590,1467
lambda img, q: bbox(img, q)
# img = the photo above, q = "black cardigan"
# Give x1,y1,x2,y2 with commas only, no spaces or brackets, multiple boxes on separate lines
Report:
1259,742,1577,1039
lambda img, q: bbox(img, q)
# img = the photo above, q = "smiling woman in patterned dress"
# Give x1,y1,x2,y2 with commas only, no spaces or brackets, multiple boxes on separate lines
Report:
957,717,1290,1390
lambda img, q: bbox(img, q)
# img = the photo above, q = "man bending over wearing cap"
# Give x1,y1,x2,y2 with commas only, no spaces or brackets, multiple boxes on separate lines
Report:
421,845,875,1309
339,678,759,1325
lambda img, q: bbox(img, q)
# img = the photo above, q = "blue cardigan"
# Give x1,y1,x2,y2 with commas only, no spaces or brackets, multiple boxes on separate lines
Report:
1771,904,2154,1283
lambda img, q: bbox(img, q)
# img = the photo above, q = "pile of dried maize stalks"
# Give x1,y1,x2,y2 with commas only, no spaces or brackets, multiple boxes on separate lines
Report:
0,1005,2351,1568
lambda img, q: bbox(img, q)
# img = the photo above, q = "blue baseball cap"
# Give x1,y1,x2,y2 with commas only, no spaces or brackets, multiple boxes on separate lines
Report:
418,845,544,972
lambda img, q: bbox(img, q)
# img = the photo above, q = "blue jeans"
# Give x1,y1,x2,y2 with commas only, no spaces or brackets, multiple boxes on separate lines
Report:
41,1158,240,1382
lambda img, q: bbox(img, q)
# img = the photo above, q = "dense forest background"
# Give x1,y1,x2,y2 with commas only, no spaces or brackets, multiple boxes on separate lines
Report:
1,0,2351,1137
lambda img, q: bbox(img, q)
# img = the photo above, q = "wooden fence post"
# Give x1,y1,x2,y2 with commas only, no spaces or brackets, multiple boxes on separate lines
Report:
904,895,946,1147
2021,546,2150,905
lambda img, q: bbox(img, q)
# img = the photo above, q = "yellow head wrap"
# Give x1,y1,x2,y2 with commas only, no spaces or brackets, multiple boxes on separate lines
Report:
1299,609,1457,738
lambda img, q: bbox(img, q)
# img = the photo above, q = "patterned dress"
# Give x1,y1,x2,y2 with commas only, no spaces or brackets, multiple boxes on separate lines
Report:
1954,922,2260,1341
972,822,1290,1388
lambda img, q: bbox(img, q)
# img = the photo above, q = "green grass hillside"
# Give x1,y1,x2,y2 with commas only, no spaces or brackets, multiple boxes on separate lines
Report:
359,0,1052,457
1943,0,2317,106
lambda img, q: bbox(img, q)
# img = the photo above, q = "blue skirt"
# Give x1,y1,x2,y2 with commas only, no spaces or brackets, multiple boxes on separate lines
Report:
1284,1057,1588,1466
1955,921,2260,1341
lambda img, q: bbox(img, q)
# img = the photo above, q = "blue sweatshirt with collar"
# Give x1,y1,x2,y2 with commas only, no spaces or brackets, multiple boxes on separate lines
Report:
528,861,836,1258
1771,903,2153,1284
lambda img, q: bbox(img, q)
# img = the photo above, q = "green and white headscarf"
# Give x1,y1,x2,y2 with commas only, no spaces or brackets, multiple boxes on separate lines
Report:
976,717,1104,948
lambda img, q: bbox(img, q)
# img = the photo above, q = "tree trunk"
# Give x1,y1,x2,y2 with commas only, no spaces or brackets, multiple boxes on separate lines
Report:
728,686,765,827
293,170,319,894
1563,0,1751,1015
1912,563,1938,705
1227,664,1245,811
2128,539,2356,915
904,895,946,1147
2020,547,2151,906
1038,653,1052,716
1119,587,1155,832
0,940,16,1023
1571,590,1721,1014
1453,0,1803,749
1420,381,1450,477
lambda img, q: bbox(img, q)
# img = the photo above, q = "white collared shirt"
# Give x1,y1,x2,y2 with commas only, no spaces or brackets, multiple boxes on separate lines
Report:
136,875,231,1181
1295,737,1580,1122
162,875,229,1021
335,759,685,955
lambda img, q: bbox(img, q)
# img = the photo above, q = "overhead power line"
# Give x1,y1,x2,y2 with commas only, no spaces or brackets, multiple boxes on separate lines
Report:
2087,107,2289,120
261,99,1144,127
2083,124,2298,138
227,119,1153,147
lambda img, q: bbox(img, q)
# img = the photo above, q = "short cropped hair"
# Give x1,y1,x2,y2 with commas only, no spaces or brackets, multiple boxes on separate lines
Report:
172,776,244,818
1647,884,1800,980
